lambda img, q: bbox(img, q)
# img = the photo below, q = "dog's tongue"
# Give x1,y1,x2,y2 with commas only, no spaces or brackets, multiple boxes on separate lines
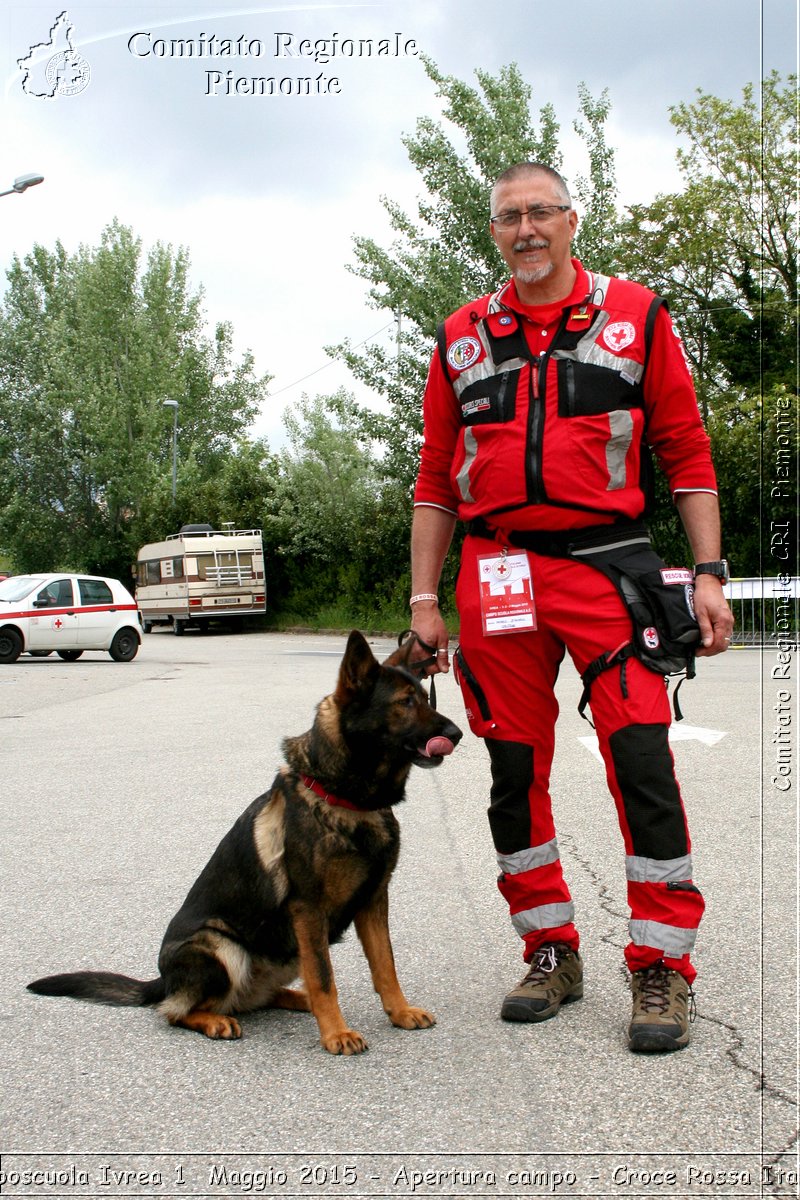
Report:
424,736,455,758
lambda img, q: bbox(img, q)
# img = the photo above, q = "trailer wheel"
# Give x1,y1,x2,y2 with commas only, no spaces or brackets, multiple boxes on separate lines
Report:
173,617,186,636
0,628,23,664
142,620,153,634
57,650,83,662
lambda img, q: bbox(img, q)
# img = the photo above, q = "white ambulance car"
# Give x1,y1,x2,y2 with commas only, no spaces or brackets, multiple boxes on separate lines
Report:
0,573,142,663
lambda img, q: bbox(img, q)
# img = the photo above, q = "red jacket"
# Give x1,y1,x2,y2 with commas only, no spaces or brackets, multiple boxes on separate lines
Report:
414,261,717,532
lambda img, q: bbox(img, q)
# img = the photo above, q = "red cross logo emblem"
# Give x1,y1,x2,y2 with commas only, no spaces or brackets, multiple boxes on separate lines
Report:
53,619,63,630
602,321,636,352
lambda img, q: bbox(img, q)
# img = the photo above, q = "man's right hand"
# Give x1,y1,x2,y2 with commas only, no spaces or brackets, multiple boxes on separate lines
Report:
409,505,458,675
410,602,451,674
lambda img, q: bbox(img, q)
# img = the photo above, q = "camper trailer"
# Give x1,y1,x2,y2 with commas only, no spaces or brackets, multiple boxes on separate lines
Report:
135,525,266,635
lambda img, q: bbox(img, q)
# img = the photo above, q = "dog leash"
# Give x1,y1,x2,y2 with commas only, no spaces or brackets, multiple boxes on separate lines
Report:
397,629,439,709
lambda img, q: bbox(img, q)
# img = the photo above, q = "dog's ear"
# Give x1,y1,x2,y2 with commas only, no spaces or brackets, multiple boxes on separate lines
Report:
335,630,380,704
384,631,431,678
383,636,416,671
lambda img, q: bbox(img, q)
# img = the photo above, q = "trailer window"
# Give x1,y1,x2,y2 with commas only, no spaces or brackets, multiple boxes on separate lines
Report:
195,554,215,581
195,551,254,584
159,557,184,580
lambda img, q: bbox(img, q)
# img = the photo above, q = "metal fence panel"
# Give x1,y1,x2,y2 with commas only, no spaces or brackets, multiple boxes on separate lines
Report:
723,577,799,644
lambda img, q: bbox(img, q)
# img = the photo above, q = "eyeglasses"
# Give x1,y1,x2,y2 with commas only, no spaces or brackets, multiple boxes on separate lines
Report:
490,205,571,229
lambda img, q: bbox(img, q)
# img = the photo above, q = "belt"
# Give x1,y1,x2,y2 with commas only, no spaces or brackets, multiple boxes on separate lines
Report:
466,516,650,558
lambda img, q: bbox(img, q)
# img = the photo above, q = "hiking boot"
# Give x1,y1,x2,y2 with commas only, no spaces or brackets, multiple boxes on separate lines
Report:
501,943,583,1023
628,961,695,1053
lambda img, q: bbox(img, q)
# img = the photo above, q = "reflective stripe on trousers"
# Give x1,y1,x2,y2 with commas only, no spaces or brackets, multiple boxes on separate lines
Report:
629,919,698,958
511,902,576,938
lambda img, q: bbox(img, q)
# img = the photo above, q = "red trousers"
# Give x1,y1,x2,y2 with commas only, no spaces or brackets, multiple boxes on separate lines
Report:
454,534,704,984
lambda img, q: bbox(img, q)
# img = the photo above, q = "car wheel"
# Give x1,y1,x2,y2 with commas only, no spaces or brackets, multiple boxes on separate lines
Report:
28,650,53,657
0,628,23,664
109,628,139,662
143,620,153,634
56,649,83,662
173,618,186,636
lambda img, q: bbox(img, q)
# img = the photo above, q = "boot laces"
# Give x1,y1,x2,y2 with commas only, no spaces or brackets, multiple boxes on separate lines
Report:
523,943,566,983
637,962,697,1023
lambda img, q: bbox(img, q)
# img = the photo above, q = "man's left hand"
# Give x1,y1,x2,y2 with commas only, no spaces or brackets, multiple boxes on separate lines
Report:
694,575,734,656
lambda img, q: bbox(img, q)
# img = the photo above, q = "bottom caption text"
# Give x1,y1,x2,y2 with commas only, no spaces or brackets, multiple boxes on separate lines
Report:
0,1154,797,1197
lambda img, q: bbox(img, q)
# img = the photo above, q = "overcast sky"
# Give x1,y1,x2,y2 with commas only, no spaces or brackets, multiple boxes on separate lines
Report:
1,0,796,447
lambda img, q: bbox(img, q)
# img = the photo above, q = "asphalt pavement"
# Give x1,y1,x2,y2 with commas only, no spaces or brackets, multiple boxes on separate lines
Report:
1,628,796,1198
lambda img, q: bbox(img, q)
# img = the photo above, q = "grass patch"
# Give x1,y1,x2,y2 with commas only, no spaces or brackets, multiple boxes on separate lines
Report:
262,598,459,639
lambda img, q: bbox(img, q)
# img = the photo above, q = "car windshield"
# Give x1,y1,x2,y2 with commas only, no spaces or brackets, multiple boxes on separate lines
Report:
0,576,41,602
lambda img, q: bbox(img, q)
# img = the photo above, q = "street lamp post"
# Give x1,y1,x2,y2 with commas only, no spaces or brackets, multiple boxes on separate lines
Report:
0,173,44,199
163,400,178,502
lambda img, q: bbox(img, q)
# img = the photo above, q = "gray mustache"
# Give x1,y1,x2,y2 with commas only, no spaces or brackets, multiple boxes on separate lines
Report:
513,239,549,252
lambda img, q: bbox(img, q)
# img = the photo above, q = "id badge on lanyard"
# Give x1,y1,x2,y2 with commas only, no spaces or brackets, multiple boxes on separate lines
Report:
477,550,537,635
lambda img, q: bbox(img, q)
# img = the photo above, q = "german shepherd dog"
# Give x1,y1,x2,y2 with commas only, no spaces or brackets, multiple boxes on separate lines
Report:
28,631,462,1055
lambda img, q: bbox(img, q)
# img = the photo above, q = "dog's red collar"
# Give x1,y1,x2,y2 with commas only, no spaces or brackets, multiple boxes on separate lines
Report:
301,774,362,811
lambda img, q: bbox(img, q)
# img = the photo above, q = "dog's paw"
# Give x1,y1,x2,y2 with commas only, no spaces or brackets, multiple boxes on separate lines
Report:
389,1006,436,1030
173,1010,243,1039
210,1015,242,1039
322,1028,369,1055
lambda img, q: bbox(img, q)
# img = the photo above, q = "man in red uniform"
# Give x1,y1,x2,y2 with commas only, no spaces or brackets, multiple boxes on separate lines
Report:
410,162,733,1052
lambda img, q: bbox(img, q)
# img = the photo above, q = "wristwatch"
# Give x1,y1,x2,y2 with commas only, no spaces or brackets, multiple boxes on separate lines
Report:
693,560,729,584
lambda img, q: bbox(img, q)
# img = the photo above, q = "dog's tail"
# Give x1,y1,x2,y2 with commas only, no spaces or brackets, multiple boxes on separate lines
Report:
27,970,165,1007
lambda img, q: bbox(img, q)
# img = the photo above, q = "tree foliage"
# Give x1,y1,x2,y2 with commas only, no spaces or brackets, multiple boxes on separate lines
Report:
0,221,271,578
265,391,413,622
617,71,797,574
618,72,796,403
270,391,380,562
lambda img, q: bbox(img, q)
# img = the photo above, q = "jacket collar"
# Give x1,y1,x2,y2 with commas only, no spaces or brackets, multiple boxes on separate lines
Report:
492,259,592,319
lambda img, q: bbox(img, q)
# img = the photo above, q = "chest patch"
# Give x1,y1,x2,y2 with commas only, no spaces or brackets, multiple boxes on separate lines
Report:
447,336,482,372
461,397,492,418
601,321,636,352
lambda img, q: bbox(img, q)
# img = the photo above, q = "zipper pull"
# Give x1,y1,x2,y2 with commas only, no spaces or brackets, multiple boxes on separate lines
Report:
531,356,540,399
